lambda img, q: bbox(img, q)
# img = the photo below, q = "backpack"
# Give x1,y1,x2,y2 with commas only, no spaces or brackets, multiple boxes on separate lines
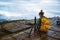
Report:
40,16,50,32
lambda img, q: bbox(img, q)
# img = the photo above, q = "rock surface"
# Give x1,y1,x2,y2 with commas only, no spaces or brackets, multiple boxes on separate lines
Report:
2,20,32,32
2,25,60,40
1,19,60,40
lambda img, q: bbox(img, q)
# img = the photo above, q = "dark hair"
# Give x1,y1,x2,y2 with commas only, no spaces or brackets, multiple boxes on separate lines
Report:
39,11,44,15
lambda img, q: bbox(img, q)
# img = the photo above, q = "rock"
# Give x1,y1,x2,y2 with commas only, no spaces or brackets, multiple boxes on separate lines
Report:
3,21,31,32
48,25,60,40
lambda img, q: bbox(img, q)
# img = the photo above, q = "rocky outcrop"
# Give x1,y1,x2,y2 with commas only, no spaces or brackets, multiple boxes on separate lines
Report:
1,20,33,32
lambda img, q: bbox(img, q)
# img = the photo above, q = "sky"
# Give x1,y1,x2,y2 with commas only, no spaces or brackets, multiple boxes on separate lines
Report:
0,0,60,20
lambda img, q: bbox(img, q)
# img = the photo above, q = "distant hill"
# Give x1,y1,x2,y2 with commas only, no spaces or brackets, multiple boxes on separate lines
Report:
0,14,8,22
0,19,7,22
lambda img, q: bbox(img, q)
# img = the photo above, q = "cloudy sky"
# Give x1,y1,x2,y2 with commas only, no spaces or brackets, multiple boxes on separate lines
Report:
0,0,60,20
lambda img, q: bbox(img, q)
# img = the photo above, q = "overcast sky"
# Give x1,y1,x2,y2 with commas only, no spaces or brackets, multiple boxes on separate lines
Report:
0,0,60,20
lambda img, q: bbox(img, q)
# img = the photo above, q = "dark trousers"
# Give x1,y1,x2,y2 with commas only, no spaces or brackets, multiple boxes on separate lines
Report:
35,26,47,36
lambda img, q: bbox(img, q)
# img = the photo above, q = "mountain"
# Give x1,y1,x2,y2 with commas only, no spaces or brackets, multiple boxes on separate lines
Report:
0,19,7,22
0,14,8,22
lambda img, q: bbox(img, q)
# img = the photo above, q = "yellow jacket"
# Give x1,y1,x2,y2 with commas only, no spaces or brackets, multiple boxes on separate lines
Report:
40,16,50,32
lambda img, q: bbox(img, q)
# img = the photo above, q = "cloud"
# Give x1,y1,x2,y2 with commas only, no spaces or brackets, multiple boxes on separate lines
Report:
0,10,35,19
0,0,13,2
0,10,23,17
0,2,13,5
0,14,7,19
0,0,60,20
